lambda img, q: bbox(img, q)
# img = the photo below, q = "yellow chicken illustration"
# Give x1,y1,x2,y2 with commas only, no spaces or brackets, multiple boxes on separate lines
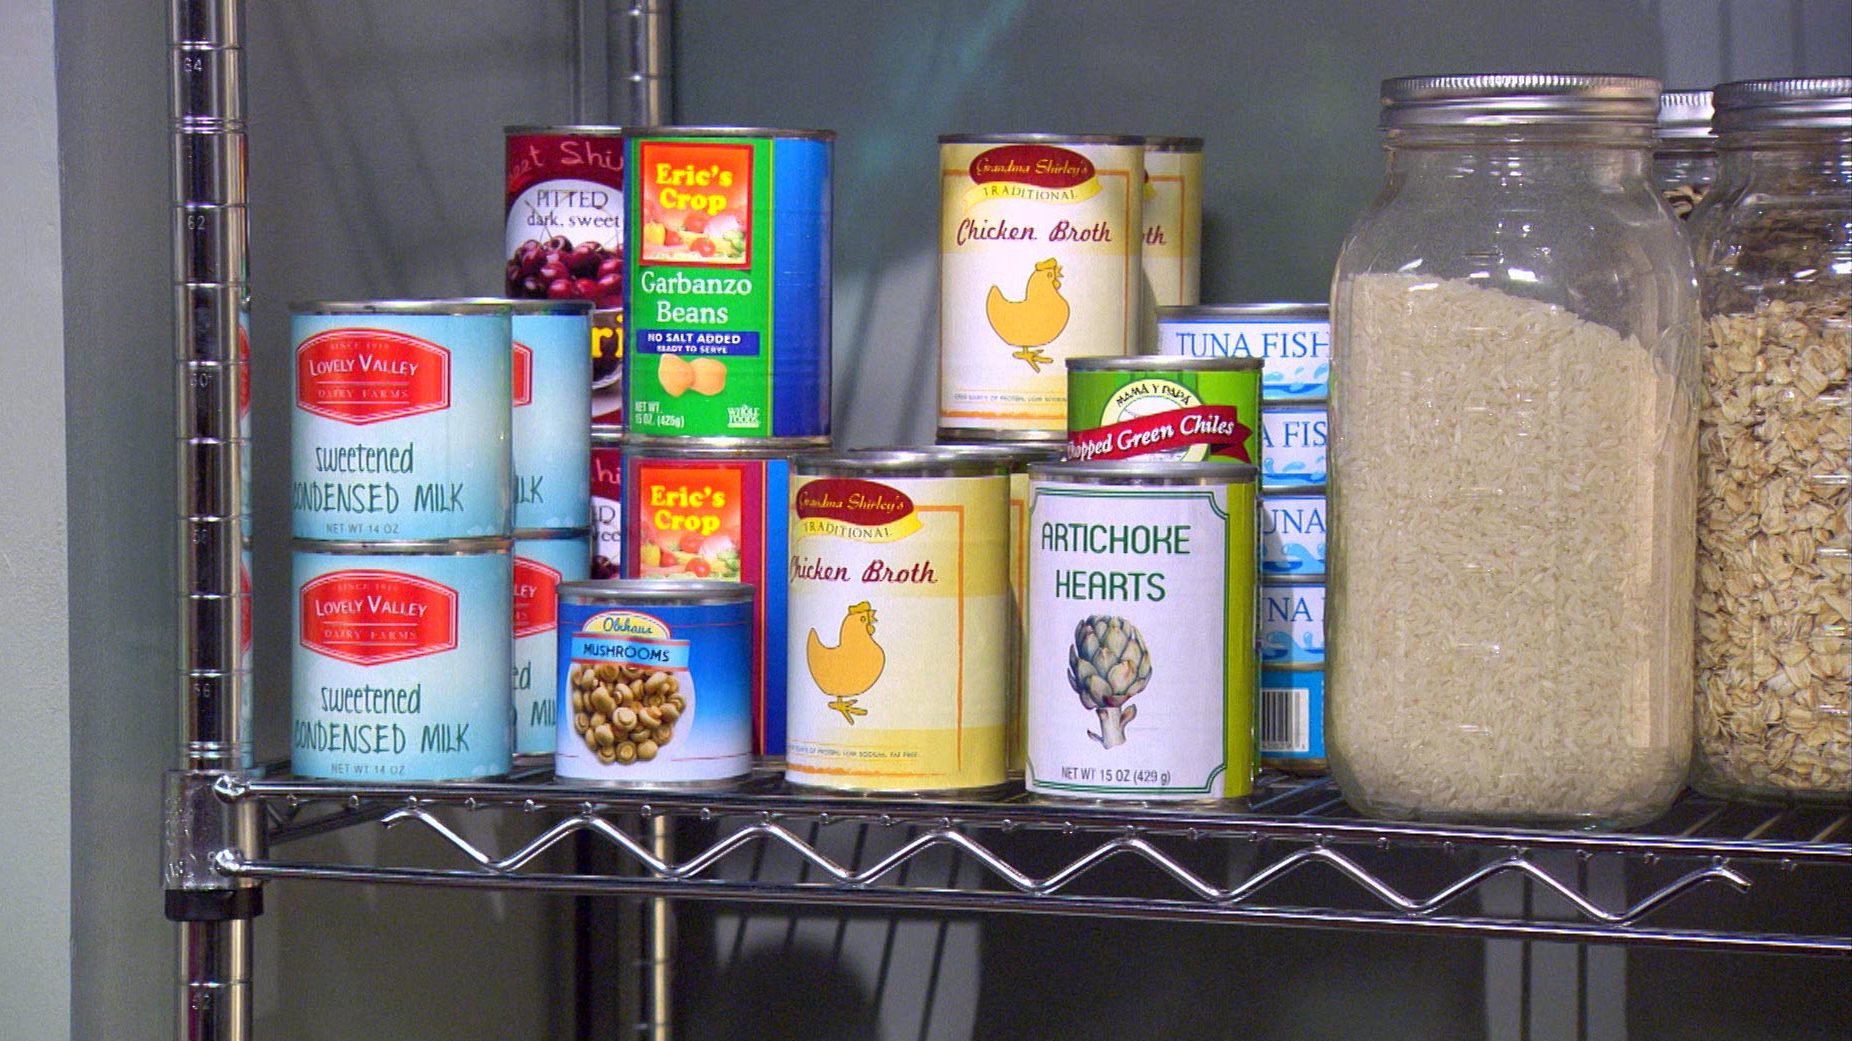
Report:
986,257,1070,372
806,602,885,724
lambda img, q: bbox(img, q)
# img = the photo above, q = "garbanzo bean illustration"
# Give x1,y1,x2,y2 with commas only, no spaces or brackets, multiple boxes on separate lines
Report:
658,353,696,397
566,661,686,766
689,357,728,395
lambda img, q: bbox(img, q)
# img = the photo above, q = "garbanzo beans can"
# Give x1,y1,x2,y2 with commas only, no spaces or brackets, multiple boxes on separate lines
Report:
1065,356,1262,466
785,450,1011,793
1140,137,1203,308
938,134,1145,440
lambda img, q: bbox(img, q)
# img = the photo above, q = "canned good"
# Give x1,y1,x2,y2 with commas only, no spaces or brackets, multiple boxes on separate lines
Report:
504,126,625,309
1140,137,1203,308
591,308,625,426
625,127,833,439
1260,665,1327,772
939,133,1146,438
291,300,513,540
622,435,809,758
1260,579,1325,667
591,431,624,578
1259,403,1327,491
1025,460,1259,802
785,450,1011,792
512,529,591,757
291,538,513,780
1260,489,1327,577
555,579,754,787
1154,303,1331,402
510,300,593,530
1065,355,1262,465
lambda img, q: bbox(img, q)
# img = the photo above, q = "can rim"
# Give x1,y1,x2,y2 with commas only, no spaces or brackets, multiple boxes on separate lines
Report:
627,125,837,141
557,578,757,605
290,299,514,316
293,536,512,554
514,527,592,541
1259,484,1328,497
1157,302,1329,321
621,434,830,457
1066,354,1264,373
794,447,1011,477
919,441,1067,466
591,429,627,448
1030,459,1259,484
451,296,595,316
504,124,625,136
938,132,1146,146
1262,402,1328,414
1142,135,1205,150
935,427,1068,446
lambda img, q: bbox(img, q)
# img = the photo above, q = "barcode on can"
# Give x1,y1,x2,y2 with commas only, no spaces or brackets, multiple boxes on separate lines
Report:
1258,667,1324,759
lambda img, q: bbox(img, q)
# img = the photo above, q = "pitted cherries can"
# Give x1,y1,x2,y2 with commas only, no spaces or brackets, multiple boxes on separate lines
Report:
504,126,625,310
511,300,593,531
1140,137,1203,308
1066,356,1262,466
513,529,591,757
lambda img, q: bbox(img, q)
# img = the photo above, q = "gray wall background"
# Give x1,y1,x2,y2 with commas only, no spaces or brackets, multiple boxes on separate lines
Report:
1,1,1847,1039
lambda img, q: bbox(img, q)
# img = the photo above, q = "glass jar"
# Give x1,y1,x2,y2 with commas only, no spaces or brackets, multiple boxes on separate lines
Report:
1327,75,1699,827
1655,89,1717,218
1688,78,1851,805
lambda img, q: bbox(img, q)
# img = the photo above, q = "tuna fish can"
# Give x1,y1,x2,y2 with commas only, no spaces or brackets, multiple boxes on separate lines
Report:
625,127,833,440
621,435,809,759
1260,488,1327,577
785,450,1011,793
291,300,514,540
1260,579,1325,667
291,537,513,780
504,125,625,310
555,579,754,787
1259,403,1327,491
508,299,593,530
512,528,591,758
1025,460,1258,802
938,133,1146,439
1260,665,1327,773
1154,303,1331,402
1065,355,1262,466
1140,137,1203,308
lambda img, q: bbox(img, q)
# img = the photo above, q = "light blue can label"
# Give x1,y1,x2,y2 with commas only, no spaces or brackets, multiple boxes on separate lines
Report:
513,532,590,756
513,310,592,529
1260,491,1327,576
291,310,513,539
1259,666,1325,761
1260,581,1325,666
1155,312,1330,401
1259,405,1327,490
292,545,513,780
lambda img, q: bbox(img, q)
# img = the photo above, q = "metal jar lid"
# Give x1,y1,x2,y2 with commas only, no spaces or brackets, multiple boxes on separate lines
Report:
1158,302,1329,322
1656,90,1715,140
1066,354,1263,373
1714,77,1852,132
939,132,1145,147
1142,135,1204,152
291,536,512,556
514,527,591,542
627,125,836,142
1031,459,1259,486
504,124,624,136
794,447,1011,479
1380,74,1660,129
622,434,830,458
558,578,756,607
290,299,514,316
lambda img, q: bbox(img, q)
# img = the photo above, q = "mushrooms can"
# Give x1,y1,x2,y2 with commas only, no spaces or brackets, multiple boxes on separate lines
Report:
512,528,591,758
1260,665,1327,773
785,450,1011,793
625,127,834,439
291,300,513,540
1065,355,1262,466
590,431,624,578
1025,460,1258,802
1259,404,1327,490
554,579,754,787
621,435,810,758
1140,137,1203,307
511,299,594,530
291,538,513,780
938,133,1145,439
1154,303,1331,402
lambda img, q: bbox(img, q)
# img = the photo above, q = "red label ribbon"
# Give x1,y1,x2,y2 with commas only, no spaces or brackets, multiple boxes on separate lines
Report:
1067,405,1255,462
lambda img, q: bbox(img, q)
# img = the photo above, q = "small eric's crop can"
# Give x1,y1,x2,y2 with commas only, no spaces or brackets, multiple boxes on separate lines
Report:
1260,665,1327,773
625,127,833,439
554,579,754,787
504,126,625,310
938,134,1145,439
785,450,1011,793
291,538,513,780
621,435,807,758
513,528,591,758
1260,404,1327,491
1260,579,1325,667
1140,137,1203,308
511,299,594,530
1155,303,1331,402
1260,489,1326,577
590,431,625,578
291,300,514,540
1065,355,1262,466
1026,460,1258,802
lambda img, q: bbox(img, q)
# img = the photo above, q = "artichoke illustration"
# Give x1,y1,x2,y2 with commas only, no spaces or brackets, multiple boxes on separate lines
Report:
1066,615,1152,749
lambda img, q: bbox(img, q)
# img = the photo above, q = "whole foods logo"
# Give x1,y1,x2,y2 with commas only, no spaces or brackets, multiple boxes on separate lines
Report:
1068,378,1255,463
794,479,921,542
299,569,459,665
512,342,534,407
512,556,562,638
297,328,451,425
966,145,1101,205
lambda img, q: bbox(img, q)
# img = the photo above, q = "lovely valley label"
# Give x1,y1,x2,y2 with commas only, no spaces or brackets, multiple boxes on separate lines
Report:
512,556,561,638
299,569,459,665
296,329,451,424
512,534,588,757
512,342,535,407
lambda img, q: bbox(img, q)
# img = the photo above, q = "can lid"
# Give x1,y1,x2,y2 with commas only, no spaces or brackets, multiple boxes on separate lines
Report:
504,124,625,136
1142,135,1205,151
1381,74,1660,129
292,536,513,555
449,296,594,316
794,447,1011,478
557,578,756,606
628,125,836,141
1066,354,1264,373
514,527,592,542
290,299,514,317
591,428,627,448
938,132,1146,146
1714,77,1852,132
621,433,830,457
936,426,1068,447
1158,302,1329,322
1656,90,1715,140
918,441,1067,467
1030,459,1259,485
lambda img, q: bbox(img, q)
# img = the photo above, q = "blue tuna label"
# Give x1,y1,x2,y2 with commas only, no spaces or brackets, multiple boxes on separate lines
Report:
1259,405,1327,490
1260,582,1325,666
513,311,593,530
1260,492,1327,576
1259,667,1326,761
1155,315,1330,401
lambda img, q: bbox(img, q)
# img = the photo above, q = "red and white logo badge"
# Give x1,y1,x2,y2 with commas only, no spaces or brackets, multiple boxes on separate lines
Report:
512,342,534,407
296,328,451,424
512,556,561,638
299,569,459,665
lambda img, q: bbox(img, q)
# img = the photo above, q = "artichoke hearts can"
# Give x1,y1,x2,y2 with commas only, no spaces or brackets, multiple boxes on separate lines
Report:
1066,355,1262,466
785,450,1011,792
1026,460,1258,801
625,127,834,439
938,134,1145,439
513,528,591,758
1140,137,1203,308
554,579,754,787
291,537,514,780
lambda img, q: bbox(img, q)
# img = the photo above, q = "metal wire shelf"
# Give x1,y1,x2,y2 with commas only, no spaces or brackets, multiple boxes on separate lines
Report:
214,769,1852,957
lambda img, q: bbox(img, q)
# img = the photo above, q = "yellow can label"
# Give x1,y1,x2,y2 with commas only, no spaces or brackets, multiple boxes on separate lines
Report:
1140,147,1202,307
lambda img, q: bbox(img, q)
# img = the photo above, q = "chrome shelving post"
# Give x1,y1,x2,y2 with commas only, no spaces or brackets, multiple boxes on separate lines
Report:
165,1,260,1040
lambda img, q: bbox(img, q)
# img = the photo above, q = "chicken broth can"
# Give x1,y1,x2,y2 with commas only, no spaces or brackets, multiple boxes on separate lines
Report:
1065,356,1262,466
513,528,591,757
1026,460,1258,802
504,126,626,310
621,435,807,758
291,301,513,540
1260,489,1326,577
590,431,624,578
292,538,513,780
1259,404,1327,490
785,451,1011,792
555,579,754,786
939,134,1145,439
511,300,593,530
1260,665,1327,772
1140,137,1203,308
1154,303,1331,402
625,127,833,440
